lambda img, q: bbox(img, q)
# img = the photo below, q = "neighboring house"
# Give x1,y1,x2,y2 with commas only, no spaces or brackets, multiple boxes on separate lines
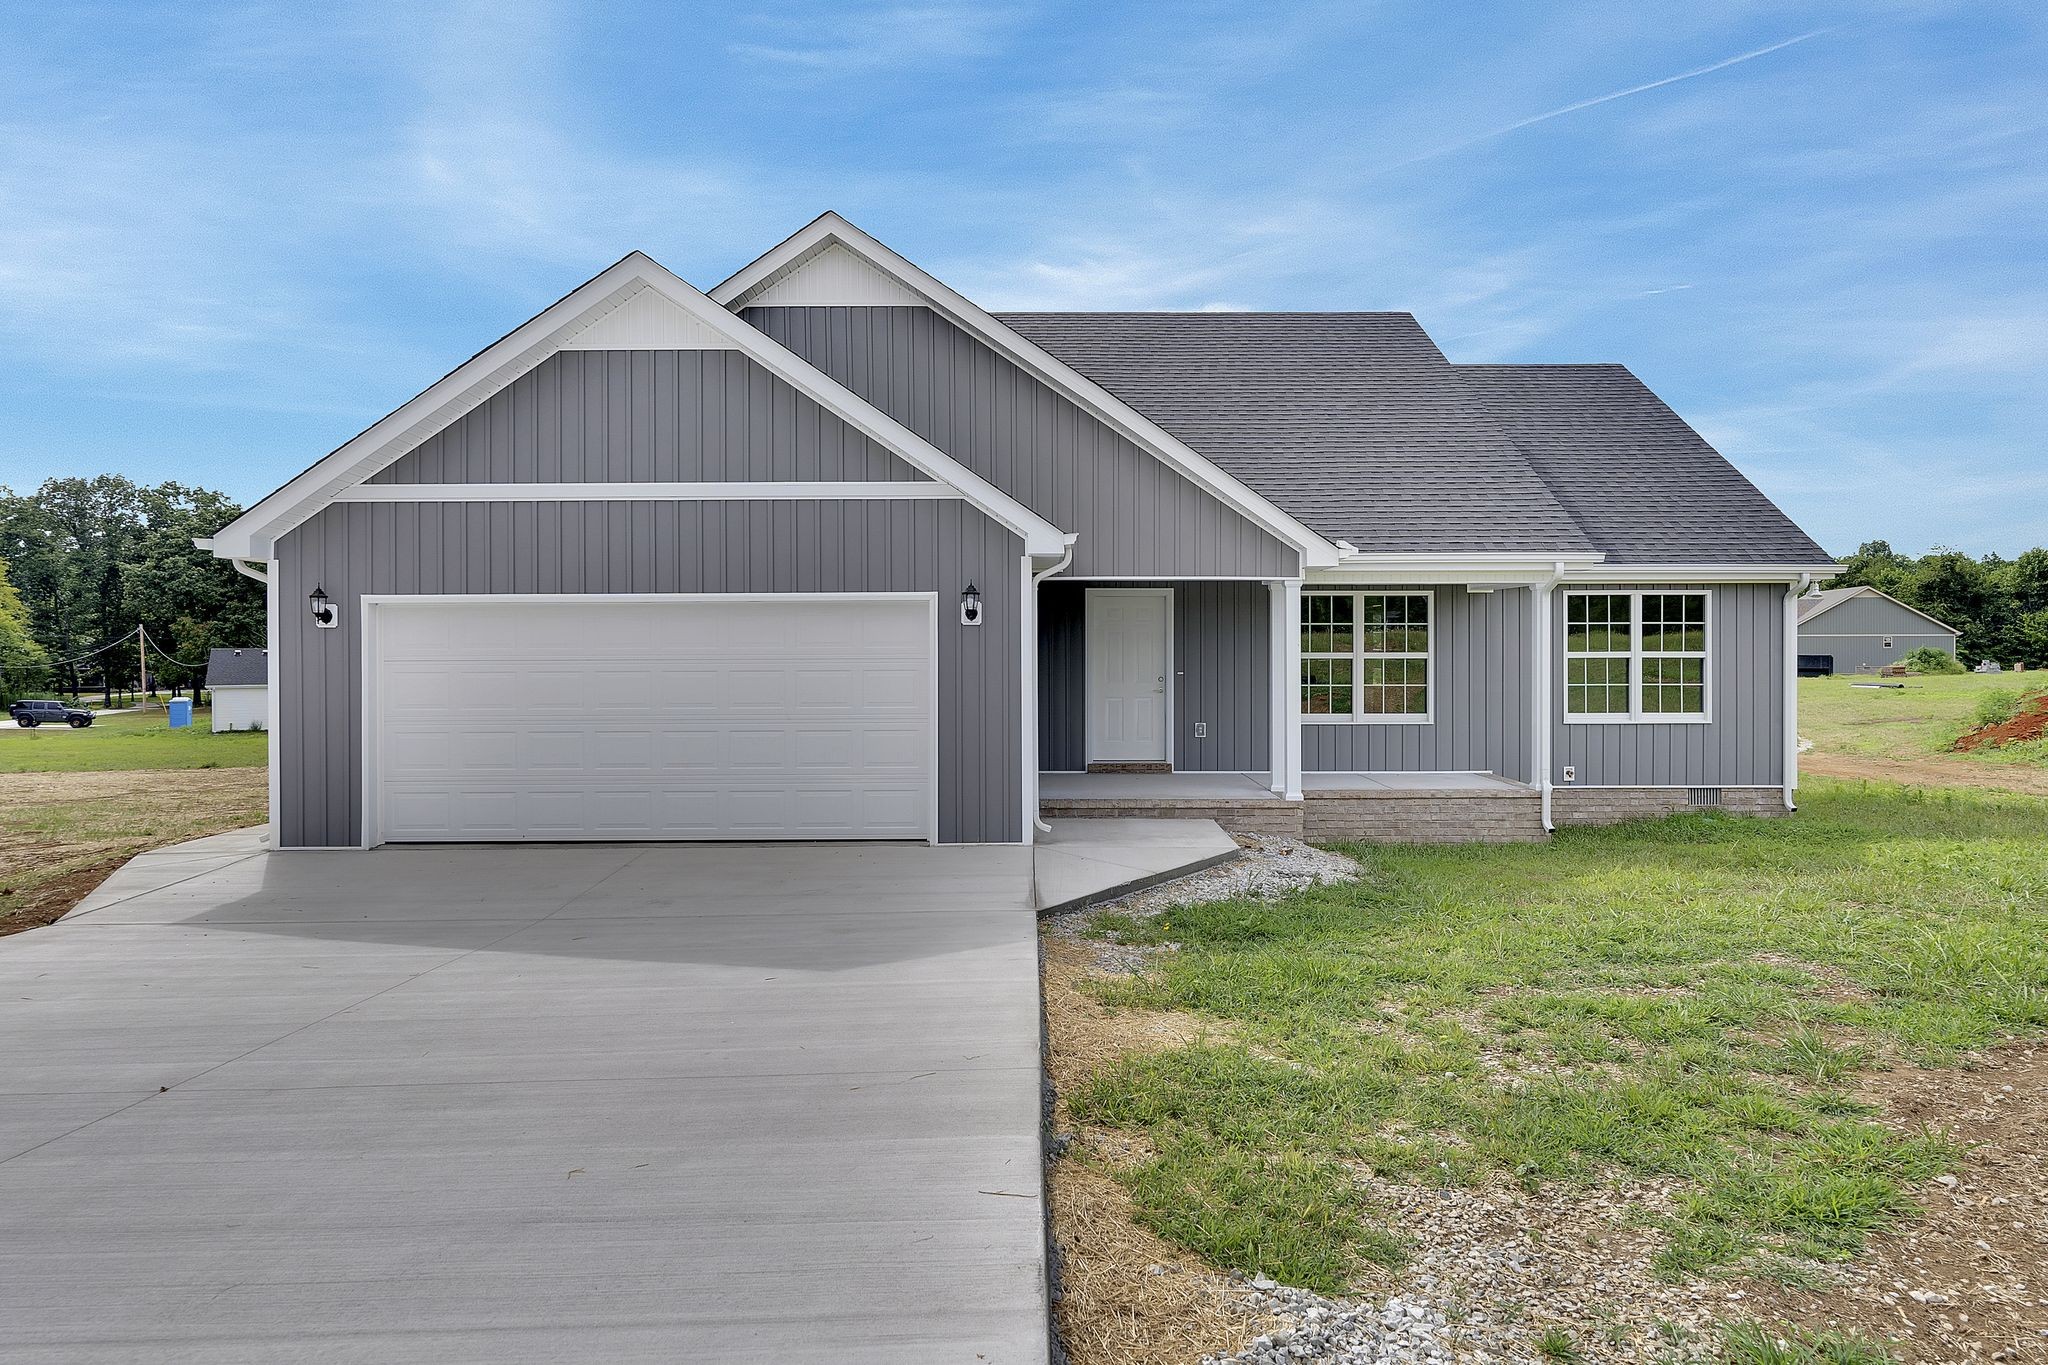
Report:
1796,587,1959,675
203,647,269,732
201,212,1838,850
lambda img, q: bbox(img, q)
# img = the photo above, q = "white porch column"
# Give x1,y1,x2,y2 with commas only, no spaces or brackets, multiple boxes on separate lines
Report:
1268,577,1303,800
1783,575,1808,811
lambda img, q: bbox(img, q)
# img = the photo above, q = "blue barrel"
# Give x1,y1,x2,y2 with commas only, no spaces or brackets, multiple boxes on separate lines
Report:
168,698,192,729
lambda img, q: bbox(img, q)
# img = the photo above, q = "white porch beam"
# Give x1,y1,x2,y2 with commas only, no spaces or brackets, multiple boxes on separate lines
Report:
1269,578,1304,800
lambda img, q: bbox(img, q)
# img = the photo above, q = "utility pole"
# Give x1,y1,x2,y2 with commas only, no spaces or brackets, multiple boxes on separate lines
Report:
138,624,148,705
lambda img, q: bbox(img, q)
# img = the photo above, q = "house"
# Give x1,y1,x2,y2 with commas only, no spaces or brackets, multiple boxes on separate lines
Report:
201,212,1838,850
1796,586,1959,675
202,647,268,732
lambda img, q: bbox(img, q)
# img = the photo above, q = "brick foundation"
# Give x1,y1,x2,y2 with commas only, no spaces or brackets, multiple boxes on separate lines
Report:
1304,789,1546,844
1548,785,1789,826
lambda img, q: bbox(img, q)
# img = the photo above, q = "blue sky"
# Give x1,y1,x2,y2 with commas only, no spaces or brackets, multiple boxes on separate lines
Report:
1,1,2042,556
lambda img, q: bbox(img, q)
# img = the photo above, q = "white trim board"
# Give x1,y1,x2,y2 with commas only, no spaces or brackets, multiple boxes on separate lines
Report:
208,253,1066,560
711,212,1338,570
334,482,963,503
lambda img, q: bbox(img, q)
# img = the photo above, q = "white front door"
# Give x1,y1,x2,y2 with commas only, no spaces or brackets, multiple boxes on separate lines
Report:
1086,589,1170,763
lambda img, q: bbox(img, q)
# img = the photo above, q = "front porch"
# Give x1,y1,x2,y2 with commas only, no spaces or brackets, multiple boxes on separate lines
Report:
1037,770,1545,844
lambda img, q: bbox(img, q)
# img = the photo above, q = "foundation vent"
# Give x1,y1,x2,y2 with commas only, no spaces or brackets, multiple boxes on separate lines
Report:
1687,787,1723,807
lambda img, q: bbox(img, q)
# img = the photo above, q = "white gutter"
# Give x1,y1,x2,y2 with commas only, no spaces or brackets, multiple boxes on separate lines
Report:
197,537,271,585
1784,572,1812,812
1532,561,1568,832
1027,536,1079,837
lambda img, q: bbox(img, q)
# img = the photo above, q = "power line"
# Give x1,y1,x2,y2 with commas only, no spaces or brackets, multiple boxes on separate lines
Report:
139,627,204,670
41,633,135,670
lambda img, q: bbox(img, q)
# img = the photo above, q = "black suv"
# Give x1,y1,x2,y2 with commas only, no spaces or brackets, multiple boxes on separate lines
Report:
9,699,94,728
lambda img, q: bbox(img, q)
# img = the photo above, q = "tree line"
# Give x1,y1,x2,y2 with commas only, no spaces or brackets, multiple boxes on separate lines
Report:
0,476,264,706
1829,541,2048,668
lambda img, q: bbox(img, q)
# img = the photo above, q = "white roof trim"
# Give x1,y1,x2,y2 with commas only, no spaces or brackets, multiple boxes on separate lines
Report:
209,253,1067,559
1796,585,1958,633
711,212,1341,569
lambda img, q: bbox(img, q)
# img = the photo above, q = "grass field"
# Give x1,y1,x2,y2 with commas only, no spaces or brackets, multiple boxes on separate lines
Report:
1065,780,2048,1306
0,707,267,773
1800,673,2047,765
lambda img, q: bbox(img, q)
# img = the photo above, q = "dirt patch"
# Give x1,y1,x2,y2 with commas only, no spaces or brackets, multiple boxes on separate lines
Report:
1801,751,2048,798
0,768,265,937
0,859,126,936
1749,1045,2048,1364
1954,693,2048,754
1043,934,1270,1365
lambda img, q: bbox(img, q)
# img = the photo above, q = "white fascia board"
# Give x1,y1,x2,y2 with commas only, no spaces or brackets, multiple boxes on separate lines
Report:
1559,563,1845,584
209,252,1067,560
710,213,1340,570
1308,552,1604,586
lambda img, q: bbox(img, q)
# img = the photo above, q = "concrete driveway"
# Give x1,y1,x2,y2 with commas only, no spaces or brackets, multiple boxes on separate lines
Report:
0,833,1047,1364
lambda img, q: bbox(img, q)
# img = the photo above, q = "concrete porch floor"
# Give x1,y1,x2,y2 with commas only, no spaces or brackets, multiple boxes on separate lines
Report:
1038,770,1531,799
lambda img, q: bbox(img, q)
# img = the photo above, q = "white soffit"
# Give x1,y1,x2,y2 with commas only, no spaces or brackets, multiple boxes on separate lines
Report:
560,284,737,349
734,242,928,308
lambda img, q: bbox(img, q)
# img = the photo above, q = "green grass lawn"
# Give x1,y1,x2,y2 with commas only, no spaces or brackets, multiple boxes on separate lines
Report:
1800,673,2047,766
1069,779,2048,1295
0,707,267,772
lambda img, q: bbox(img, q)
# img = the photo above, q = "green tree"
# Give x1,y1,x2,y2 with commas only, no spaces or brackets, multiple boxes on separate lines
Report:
0,554,46,705
0,477,262,701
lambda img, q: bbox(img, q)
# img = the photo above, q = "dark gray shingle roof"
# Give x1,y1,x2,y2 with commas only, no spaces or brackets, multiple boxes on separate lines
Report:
205,648,268,688
994,312,1594,556
1456,365,1830,566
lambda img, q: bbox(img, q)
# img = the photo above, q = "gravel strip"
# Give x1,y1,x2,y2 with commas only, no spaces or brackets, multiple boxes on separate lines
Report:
1200,1284,1459,1364
1044,833,1360,968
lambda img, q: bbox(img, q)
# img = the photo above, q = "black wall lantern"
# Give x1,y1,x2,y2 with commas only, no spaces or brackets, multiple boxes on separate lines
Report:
959,583,982,627
309,586,338,630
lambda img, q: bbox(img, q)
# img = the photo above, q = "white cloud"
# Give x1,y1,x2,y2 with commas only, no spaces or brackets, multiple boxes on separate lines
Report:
729,4,1022,74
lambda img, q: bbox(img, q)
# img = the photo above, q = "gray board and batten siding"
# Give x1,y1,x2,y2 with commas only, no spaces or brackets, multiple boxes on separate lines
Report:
1038,582,1533,783
742,305,1301,578
276,499,1025,850
1039,581,1273,773
1299,585,1534,782
370,349,924,485
1552,583,1786,789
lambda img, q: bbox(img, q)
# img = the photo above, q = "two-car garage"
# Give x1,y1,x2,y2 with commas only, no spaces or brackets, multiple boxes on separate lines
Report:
364,596,938,844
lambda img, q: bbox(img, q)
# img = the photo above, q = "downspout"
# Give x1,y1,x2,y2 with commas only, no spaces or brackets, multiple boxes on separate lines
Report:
230,557,270,585
1784,573,1811,812
1028,536,1079,837
1533,561,1567,832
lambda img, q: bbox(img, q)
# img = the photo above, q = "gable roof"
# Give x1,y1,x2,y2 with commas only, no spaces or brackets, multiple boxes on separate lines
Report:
994,312,1597,557
710,213,1339,568
205,647,268,688
1456,364,1833,567
207,252,1066,560
1796,585,1959,633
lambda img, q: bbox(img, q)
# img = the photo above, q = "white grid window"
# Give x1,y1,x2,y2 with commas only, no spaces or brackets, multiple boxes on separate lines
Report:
1302,591,1432,723
1565,590,1710,721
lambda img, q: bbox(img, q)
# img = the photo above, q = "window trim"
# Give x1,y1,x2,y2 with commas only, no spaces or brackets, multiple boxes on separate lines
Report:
1301,588,1435,726
1562,588,1714,725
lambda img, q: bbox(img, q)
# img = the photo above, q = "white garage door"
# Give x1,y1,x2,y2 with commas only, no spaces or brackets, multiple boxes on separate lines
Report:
368,596,935,843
